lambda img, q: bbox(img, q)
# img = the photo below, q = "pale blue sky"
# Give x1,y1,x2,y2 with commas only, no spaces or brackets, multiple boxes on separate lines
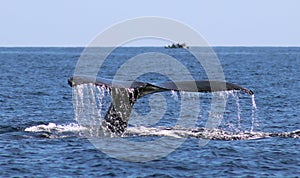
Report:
1,0,299,46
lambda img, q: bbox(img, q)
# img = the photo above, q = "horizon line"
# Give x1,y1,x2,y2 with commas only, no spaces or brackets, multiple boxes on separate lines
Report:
0,45,300,48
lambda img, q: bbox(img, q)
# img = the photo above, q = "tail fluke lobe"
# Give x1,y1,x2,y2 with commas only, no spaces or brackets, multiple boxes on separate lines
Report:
68,76,254,95
152,80,254,95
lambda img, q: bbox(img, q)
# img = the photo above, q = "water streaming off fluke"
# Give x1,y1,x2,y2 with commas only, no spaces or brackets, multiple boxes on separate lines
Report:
63,83,295,140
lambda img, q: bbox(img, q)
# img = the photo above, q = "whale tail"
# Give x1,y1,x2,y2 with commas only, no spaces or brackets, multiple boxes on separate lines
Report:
68,76,254,135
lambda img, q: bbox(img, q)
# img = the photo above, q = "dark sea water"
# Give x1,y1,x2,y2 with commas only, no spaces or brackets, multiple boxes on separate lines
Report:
0,47,300,177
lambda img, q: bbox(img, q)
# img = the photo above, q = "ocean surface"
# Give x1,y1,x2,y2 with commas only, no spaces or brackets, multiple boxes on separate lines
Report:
0,47,300,177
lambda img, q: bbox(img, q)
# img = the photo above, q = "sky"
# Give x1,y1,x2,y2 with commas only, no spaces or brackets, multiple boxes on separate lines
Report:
1,0,299,47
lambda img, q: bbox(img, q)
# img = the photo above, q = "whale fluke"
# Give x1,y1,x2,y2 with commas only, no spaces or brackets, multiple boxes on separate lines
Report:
68,76,254,95
68,76,254,135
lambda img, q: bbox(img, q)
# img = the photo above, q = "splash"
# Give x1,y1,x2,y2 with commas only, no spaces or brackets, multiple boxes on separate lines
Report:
215,92,258,133
75,84,254,132
24,123,87,138
228,91,242,131
23,88,298,140
250,94,258,132
73,84,112,136
71,83,264,139
24,122,300,140
22,84,300,140
125,127,300,140
24,123,86,133
170,90,179,101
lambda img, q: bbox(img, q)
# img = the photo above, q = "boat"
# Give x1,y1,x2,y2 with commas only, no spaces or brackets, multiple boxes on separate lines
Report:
165,43,189,49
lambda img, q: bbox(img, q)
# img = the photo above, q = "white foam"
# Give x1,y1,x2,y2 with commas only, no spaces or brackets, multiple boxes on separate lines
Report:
126,126,181,138
25,123,87,133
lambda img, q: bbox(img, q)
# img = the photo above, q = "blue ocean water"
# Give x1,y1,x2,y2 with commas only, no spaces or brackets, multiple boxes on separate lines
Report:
0,47,300,177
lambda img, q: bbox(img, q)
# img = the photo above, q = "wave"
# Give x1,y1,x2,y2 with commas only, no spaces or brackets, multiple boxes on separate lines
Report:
24,122,300,140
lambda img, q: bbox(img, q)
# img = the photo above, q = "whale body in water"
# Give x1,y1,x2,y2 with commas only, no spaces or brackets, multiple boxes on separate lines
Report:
68,76,254,135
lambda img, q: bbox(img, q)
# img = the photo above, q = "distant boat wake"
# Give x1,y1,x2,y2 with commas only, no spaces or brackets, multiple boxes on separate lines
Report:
24,76,300,140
